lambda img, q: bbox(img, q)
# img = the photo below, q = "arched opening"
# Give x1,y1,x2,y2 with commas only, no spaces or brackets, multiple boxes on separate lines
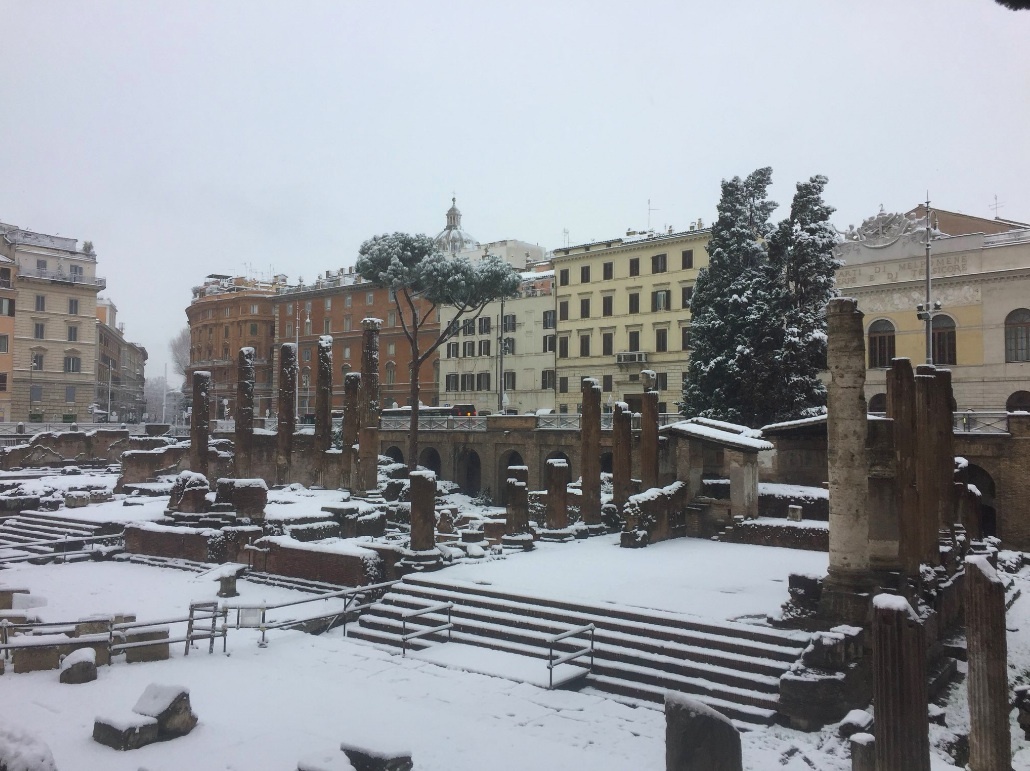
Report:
931,314,957,366
458,449,482,496
868,392,887,413
867,320,896,369
418,446,442,476
497,450,525,504
1004,308,1030,362
543,450,571,483
384,446,404,465
1006,390,1030,413
966,464,997,539
600,451,613,474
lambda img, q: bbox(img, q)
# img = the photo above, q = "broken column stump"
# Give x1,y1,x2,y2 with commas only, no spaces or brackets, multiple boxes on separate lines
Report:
132,683,199,739
580,377,603,533
965,555,1012,771
665,692,742,771
398,470,442,572
340,741,413,771
501,469,533,550
538,458,572,541
189,370,211,477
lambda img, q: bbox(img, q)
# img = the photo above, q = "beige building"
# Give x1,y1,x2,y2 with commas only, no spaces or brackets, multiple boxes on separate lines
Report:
95,298,148,422
551,224,712,414
836,206,1030,412
0,224,105,422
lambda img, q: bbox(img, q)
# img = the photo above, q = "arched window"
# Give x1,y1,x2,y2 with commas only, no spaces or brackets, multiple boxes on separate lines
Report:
385,362,396,385
868,320,896,369
1007,391,1030,413
931,314,956,366
1005,308,1030,362
868,393,887,413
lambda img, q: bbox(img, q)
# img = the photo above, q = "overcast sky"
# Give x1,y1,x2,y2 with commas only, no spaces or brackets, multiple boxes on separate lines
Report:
1,0,1027,385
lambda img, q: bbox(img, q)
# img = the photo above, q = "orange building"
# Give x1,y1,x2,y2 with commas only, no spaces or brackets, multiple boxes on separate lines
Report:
0,256,15,421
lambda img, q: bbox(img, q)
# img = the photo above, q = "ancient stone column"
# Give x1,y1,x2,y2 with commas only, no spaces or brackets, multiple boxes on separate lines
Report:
341,372,361,490
357,426,378,494
313,336,333,455
504,465,530,537
189,370,211,477
872,594,930,771
400,469,442,572
276,343,298,486
357,319,382,493
887,358,921,576
545,458,569,531
580,377,602,531
235,347,255,479
914,368,943,566
933,368,957,530
641,371,660,490
820,298,872,623
965,555,1012,771
665,693,742,771
612,401,633,512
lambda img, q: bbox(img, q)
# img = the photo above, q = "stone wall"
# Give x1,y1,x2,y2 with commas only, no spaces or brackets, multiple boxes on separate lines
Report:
0,428,142,469
253,536,401,586
718,519,829,552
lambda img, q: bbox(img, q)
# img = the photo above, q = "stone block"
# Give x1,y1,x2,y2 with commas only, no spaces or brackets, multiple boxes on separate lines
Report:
92,714,159,750
665,692,742,771
60,647,98,684
124,626,171,663
0,587,30,610
64,491,91,508
787,504,803,522
132,683,198,739
849,732,875,771
339,741,412,771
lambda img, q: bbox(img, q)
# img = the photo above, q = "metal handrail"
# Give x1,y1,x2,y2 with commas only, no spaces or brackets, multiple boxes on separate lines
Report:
546,623,595,689
401,601,453,657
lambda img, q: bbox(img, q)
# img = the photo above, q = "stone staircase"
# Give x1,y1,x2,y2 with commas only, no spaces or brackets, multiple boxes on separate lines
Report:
0,511,117,564
347,574,810,728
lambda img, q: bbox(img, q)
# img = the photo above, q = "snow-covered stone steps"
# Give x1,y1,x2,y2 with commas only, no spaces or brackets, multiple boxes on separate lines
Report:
244,571,349,595
117,554,212,573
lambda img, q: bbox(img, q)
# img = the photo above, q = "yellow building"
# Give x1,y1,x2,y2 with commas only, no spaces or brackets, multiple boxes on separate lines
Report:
551,224,711,413
0,256,15,421
836,207,1030,412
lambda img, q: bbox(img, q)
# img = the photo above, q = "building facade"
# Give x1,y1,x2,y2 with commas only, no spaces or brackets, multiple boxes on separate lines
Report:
0,224,105,422
550,225,712,414
0,256,16,422
186,274,284,420
836,207,1030,412
95,298,148,422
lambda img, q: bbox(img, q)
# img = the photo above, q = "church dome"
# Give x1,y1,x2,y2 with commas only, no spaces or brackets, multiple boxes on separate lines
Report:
433,197,479,255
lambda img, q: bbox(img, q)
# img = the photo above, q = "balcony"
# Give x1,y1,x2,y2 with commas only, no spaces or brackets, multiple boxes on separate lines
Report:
21,268,106,289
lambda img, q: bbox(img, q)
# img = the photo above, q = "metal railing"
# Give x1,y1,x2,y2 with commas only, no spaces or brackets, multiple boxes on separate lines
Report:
953,411,1009,434
546,623,595,689
400,601,453,657
379,416,487,432
21,268,106,288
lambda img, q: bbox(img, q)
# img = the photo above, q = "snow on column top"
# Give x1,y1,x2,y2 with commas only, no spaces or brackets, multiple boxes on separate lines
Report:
581,377,601,391
281,342,297,353
409,469,437,481
239,346,255,356
361,318,383,329
193,370,211,379
506,465,529,472
965,554,1002,584
872,593,919,620
614,401,630,412
546,458,568,468
664,692,736,728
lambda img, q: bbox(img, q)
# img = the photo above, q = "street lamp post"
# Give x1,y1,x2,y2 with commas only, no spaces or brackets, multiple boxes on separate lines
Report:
916,196,941,365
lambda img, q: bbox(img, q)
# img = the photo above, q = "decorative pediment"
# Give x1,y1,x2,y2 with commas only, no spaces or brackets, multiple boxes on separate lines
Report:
839,206,924,248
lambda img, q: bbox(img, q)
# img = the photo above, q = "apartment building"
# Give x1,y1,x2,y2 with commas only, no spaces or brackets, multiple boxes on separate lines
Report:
0,223,105,422
550,225,712,414
95,298,148,422
0,256,15,421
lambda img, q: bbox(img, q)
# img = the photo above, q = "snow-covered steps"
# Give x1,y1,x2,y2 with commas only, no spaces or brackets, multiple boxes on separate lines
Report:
0,511,115,563
244,571,350,595
348,574,810,727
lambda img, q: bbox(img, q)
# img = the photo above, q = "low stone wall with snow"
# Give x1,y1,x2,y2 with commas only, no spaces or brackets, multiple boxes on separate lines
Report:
718,517,828,552
124,522,260,564
0,428,136,469
702,479,829,521
253,536,391,586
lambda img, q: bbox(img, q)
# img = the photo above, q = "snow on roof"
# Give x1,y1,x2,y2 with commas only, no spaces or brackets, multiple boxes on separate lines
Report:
687,416,762,438
660,421,773,452
761,414,828,433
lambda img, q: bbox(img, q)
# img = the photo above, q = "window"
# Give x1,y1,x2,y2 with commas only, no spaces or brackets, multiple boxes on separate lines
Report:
655,328,668,352
323,319,330,334
446,373,458,391
602,295,613,317
303,347,311,362
559,269,570,286
476,372,491,391
68,298,79,315
559,301,569,321
681,286,693,308
460,373,475,391
0,267,8,287
655,372,668,390
344,295,352,308
463,341,476,357
629,293,640,314
603,262,614,280
503,337,515,355
30,384,42,402
447,342,459,358
65,386,76,403
35,295,45,312
225,324,230,338
651,290,672,311
388,311,397,327
503,314,517,332
287,303,294,315
503,371,516,390
387,342,396,355
0,373,6,391
324,297,331,311
286,322,294,337
34,322,45,339
224,306,231,317
542,370,556,389
868,320,896,368
652,253,667,273
303,319,311,335
301,372,310,388
681,326,692,350
385,362,396,385
251,322,260,335
543,334,556,353
463,318,475,335
0,335,6,353
365,292,374,305
343,346,351,359
478,316,491,334
580,298,590,319
559,377,569,393
932,315,957,366
1005,308,1030,362
558,337,569,358
343,316,352,332
682,249,694,270
629,330,640,352
629,258,640,277
580,266,590,283
253,303,261,314
602,374,613,392
543,310,556,329
579,335,591,357
64,356,81,373
70,264,83,279
0,298,13,316
36,259,47,272
479,340,491,356
67,325,78,342
602,332,614,356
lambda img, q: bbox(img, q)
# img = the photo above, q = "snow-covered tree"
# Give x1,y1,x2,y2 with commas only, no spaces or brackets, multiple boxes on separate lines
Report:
169,327,191,378
766,175,841,419
681,167,782,426
356,233,521,469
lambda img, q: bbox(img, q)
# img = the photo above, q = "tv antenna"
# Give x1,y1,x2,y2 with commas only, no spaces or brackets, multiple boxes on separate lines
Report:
562,228,570,248
647,199,660,231
990,194,1005,220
